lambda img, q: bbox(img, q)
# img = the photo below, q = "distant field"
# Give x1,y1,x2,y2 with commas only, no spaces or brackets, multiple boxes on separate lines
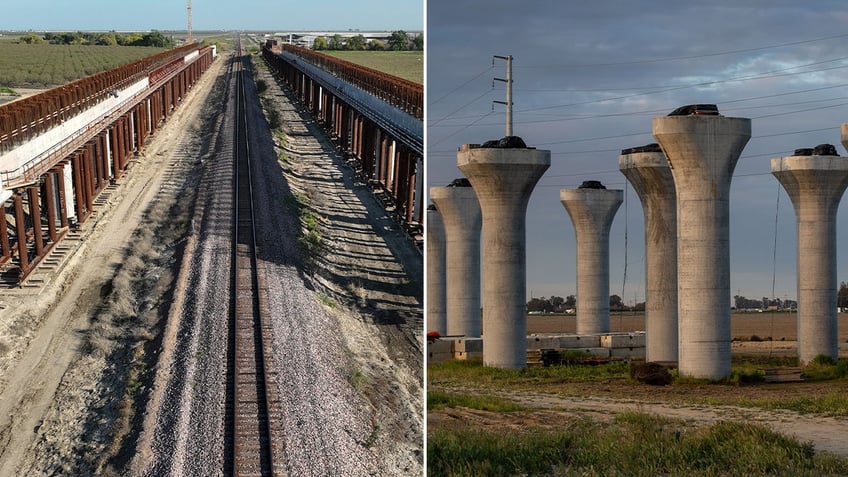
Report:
323,50,423,84
527,312,848,342
0,43,166,88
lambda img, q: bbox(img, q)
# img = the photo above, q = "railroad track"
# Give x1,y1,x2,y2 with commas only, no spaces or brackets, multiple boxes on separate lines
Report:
225,38,284,477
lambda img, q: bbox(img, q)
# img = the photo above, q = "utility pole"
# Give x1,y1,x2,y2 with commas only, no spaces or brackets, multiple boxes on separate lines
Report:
187,0,193,44
493,54,513,136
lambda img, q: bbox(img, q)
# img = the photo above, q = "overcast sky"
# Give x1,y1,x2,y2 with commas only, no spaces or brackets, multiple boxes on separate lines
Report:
427,1,848,305
1,0,423,31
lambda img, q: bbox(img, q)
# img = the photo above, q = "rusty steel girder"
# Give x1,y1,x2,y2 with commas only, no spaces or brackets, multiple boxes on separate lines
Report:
280,44,423,119
0,43,201,153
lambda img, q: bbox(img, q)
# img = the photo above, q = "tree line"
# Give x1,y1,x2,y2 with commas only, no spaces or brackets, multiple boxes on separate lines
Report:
528,285,848,314
18,31,174,48
313,31,423,51
527,295,643,313
733,295,797,311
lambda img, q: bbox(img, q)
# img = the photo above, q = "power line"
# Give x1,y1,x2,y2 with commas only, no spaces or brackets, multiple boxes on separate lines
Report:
429,65,493,106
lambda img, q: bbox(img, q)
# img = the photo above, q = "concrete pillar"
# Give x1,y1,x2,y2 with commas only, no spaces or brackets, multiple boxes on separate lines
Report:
426,205,447,335
619,146,678,363
653,112,750,380
560,182,623,335
430,181,482,337
772,144,848,364
457,142,550,368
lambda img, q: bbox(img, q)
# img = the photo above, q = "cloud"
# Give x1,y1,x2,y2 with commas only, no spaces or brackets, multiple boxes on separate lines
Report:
427,1,848,301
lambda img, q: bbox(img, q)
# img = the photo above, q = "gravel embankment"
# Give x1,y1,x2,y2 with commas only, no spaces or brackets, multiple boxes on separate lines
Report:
136,48,423,475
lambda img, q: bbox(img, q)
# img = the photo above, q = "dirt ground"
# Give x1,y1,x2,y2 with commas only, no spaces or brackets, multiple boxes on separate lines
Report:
529,312,848,356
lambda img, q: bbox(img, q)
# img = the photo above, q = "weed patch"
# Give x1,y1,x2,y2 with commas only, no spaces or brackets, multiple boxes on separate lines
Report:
428,414,848,476
428,391,523,412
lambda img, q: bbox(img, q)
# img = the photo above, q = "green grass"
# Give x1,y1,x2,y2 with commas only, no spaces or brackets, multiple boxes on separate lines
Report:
317,293,336,308
323,50,423,84
282,192,325,271
726,392,848,417
428,357,632,386
0,43,166,87
428,390,524,412
428,413,848,476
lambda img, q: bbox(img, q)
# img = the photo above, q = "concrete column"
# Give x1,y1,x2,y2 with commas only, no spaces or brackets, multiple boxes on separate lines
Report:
430,181,482,337
560,183,623,335
772,145,848,364
619,146,678,363
426,205,447,335
653,113,750,380
458,142,550,368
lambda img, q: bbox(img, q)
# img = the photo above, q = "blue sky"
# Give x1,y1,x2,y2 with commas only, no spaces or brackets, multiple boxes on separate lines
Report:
1,0,423,31
427,1,848,304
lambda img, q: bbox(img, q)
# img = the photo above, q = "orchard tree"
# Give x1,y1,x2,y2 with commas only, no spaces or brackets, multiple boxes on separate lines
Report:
839,281,848,310
329,34,343,50
313,36,327,50
412,32,423,50
368,39,385,51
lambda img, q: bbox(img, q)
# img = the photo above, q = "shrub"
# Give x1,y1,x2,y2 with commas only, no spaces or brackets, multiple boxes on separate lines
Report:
630,362,673,386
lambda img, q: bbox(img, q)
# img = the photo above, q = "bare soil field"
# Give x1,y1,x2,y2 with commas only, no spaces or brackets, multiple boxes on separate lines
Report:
529,312,848,356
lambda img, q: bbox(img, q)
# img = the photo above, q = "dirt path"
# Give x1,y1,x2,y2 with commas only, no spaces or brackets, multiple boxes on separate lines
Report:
430,387,848,458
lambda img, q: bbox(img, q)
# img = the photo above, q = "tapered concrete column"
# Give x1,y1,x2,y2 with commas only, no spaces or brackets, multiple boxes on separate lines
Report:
619,146,678,362
458,142,550,368
560,183,623,334
772,145,848,364
430,181,482,337
653,113,750,379
426,205,447,335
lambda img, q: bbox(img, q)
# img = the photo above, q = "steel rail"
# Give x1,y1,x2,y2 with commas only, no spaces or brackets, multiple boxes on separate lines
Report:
228,36,282,477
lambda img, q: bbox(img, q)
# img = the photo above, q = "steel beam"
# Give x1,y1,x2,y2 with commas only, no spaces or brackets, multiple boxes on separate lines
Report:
13,191,28,271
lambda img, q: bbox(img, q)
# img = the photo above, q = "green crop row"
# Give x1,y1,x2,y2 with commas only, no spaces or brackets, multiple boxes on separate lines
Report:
323,50,423,85
0,43,166,88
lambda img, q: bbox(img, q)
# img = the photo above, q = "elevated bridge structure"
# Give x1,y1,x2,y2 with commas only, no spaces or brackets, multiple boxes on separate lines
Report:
0,43,216,284
261,44,424,239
